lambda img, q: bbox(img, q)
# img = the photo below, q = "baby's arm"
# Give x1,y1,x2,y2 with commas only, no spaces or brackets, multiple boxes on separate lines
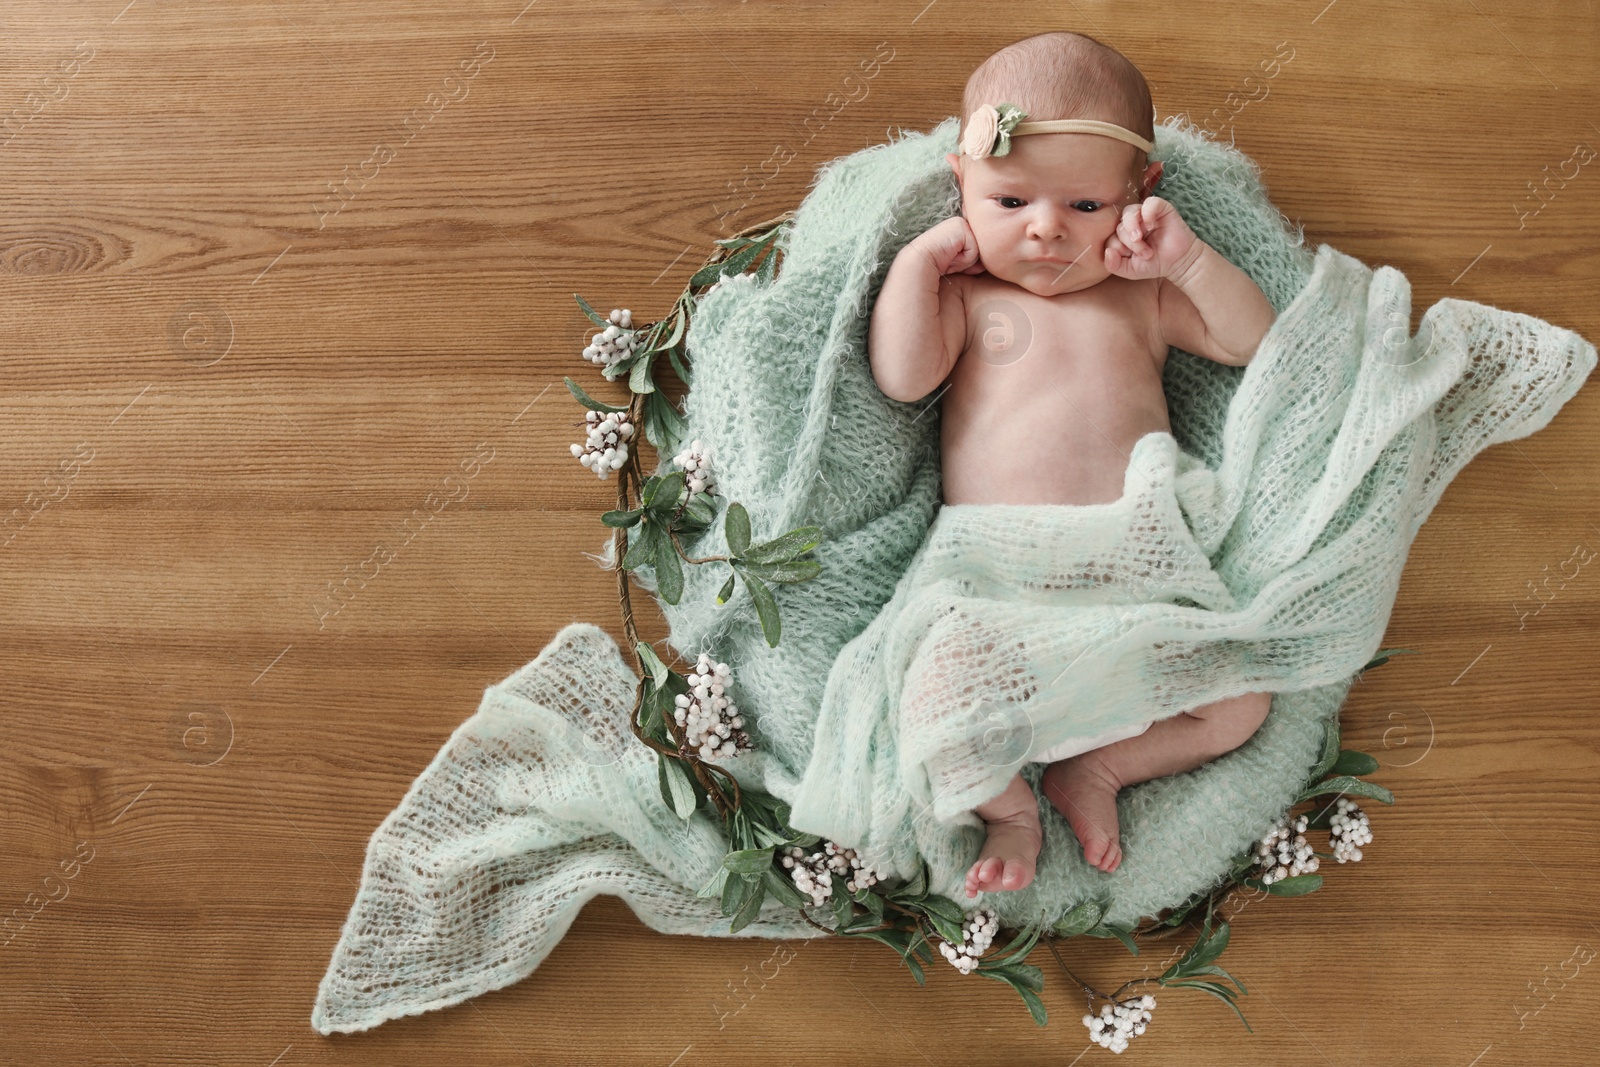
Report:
1156,243,1277,367
1106,196,1276,367
868,216,981,402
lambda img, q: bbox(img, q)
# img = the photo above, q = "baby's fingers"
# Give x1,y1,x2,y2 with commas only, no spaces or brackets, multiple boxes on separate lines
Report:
1117,211,1147,252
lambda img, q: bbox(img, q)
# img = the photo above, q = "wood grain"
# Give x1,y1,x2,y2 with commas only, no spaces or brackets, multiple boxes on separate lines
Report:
2,1,1597,1063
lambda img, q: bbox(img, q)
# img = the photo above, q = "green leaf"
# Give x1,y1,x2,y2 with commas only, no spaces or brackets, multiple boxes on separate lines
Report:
642,471,685,514
627,351,656,394
1001,960,1045,993
1295,775,1394,806
1360,647,1416,673
563,375,628,413
889,861,928,903
742,571,782,647
918,894,965,925
667,345,692,387
1052,899,1106,938
654,534,685,605
983,921,1044,967
680,493,717,528
858,889,886,919
729,875,767,933
762,865,807,909
690,240,767,288
1013,984,1049,1027
1308,715,1341,780
758,238,790,286
1165,920,1230,978
900,947,927,986
715,570,737,605
743,526,824,565
837,911,883,933
657,753,698,821
696,866,728,899
720,862,748,915
1331,749,1380,776
971,968,1049,1027
1086,922,1140,956
573,292,612,328
830,874,854,928
917,895,968,945
1182,963,1248,995
642,389,688,454
1265,874,1323,897
724,848,775,875
728,808,751,851
638,683,666,739
1165,979,1254,1033
756,243,780,285
739,559,822,584
659,308,687,352
634,641,670,689
844,928,927,985
601,508,642,528
621,519,660,572
724,502,752,556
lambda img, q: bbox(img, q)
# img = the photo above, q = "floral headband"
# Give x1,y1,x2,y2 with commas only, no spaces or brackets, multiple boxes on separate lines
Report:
959,102,1156,161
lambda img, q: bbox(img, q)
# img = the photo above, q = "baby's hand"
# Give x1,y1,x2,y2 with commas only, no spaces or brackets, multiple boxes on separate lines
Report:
914,215,987,277
1104,196,1201,283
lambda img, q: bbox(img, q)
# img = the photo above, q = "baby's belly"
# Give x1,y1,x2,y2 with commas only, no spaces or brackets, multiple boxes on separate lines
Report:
940,377,1171,507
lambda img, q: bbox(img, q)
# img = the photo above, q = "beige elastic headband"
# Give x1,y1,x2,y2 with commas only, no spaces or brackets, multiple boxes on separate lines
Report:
960,103,1155,161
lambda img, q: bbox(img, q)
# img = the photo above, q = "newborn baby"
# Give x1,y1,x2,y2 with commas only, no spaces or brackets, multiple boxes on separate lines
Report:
867,32,1280,897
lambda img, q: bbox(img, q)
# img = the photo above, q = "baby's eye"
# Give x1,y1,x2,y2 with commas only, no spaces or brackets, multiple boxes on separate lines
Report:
1073,201,1103,212
996,196,1025,209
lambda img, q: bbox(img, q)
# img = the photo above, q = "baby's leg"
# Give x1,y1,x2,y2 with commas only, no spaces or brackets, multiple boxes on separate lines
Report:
1041,691,1273,873
900,610,1043,897
963,770,1043,899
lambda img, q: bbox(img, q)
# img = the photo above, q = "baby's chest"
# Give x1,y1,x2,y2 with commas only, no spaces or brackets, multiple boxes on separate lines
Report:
955,283,1164,386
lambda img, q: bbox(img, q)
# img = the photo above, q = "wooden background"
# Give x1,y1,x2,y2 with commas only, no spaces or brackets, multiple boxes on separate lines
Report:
2,1,1597,1063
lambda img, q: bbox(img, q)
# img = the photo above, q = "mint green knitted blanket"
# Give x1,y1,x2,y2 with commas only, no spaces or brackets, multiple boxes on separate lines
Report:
312,117,1595,1034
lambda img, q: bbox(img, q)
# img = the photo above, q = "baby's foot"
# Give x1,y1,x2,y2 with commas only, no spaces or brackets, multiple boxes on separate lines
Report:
1041,751,1125,873
964,805,1043,898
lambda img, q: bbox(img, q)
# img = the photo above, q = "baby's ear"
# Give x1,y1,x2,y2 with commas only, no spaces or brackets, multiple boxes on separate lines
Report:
945,151,963,175
1140,159,1165,197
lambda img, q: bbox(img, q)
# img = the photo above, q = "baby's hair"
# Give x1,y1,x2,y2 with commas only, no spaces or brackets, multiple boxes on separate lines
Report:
958,31,1154,160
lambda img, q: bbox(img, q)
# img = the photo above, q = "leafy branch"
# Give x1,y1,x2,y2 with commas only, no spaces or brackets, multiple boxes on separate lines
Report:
573,212,824,823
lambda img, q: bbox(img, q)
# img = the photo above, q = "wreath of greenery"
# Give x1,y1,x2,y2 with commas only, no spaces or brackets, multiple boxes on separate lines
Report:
566,210,1402,1039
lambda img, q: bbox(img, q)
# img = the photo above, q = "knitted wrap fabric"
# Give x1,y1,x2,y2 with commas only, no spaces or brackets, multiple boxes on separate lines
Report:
311,116,1595,1034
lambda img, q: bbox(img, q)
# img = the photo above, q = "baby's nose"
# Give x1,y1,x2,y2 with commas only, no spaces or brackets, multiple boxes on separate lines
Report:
1025,205,1071,240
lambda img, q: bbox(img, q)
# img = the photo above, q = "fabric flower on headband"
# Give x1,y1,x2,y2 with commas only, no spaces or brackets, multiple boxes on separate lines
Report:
960,103,1027,160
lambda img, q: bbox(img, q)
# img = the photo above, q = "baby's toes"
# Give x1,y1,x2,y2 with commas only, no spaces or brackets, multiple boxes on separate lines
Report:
1001,859,1032,891
1099,841,1123,874
965,857,995,896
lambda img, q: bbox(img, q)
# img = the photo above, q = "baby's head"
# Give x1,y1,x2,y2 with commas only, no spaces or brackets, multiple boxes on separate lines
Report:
947,32,1164,296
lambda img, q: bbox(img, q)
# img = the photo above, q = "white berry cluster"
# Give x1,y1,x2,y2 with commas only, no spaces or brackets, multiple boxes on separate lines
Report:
1254,811,1320,884
780,841,888,907
937,907,998,974
673,653,749,760
1082,995,1155,1053
569,409,634,479
582,308,640,369
672,438,716,499
1330,797,1372,862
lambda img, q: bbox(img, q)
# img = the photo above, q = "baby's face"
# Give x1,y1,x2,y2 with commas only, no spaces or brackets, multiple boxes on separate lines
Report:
946,132,1162,296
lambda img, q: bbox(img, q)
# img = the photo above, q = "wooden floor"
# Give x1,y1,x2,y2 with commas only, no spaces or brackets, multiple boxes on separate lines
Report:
2,1,1597,1063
